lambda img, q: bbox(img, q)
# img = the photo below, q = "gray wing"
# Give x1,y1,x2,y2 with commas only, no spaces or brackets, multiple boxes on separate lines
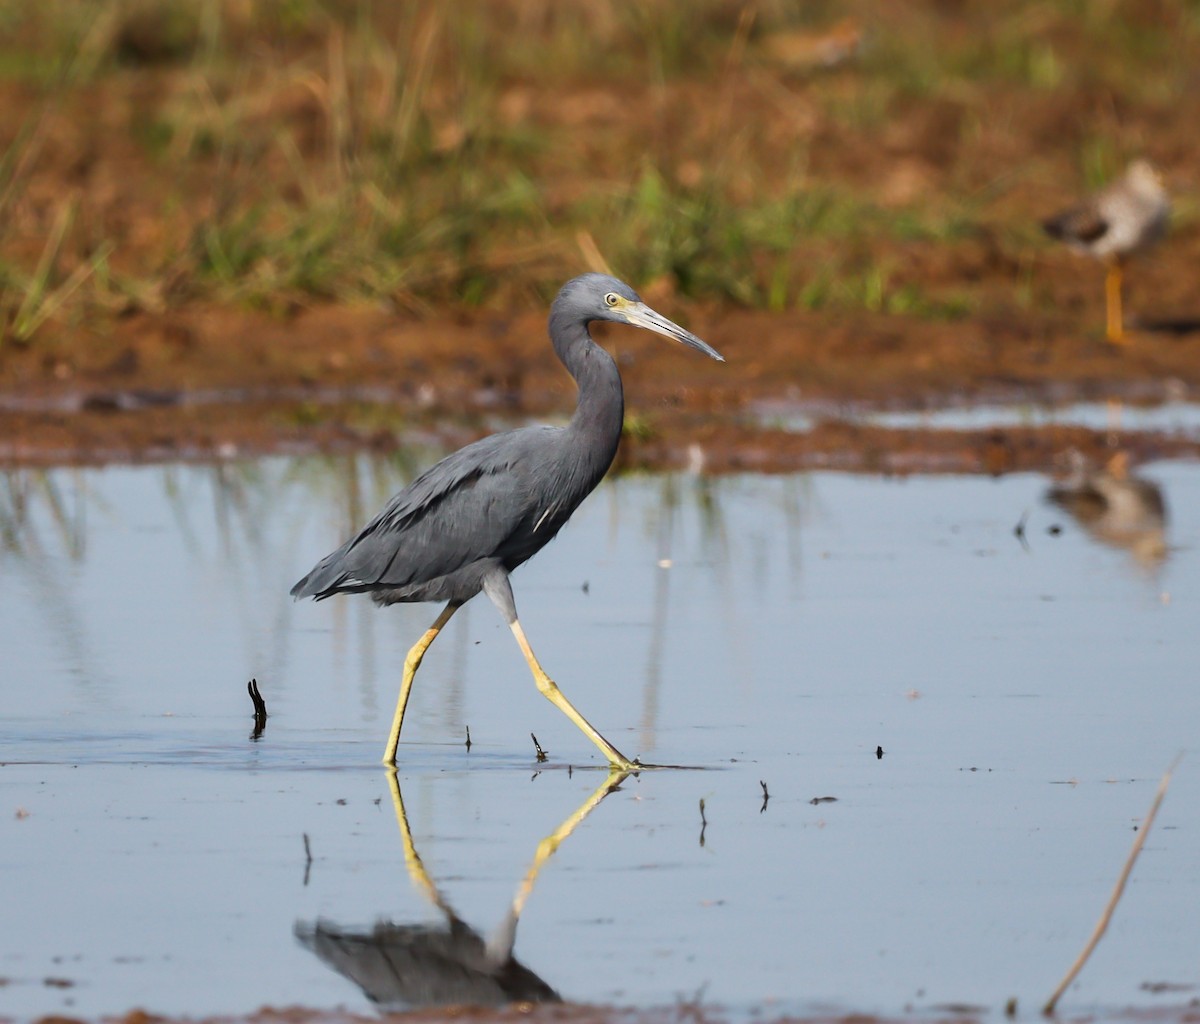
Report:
1043,201,1108,246
295,919,559,1008
292,428,558,600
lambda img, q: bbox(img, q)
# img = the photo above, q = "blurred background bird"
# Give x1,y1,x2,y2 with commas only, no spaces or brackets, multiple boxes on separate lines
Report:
1042,160,1169,345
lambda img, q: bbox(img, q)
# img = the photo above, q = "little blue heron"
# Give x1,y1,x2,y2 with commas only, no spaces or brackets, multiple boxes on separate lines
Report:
1042,160,1169,345
291,274,724,769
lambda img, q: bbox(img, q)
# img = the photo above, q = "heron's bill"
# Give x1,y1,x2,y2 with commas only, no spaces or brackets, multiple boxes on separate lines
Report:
623,303,725,362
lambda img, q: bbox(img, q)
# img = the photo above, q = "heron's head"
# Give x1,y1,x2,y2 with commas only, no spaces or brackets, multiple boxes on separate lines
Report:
557,273,724,362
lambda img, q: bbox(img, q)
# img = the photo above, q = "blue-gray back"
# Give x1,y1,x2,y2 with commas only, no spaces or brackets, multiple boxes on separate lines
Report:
292,424,607,599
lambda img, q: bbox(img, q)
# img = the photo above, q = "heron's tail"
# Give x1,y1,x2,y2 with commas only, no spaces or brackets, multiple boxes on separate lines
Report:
290,565,327,600
290,538,356,600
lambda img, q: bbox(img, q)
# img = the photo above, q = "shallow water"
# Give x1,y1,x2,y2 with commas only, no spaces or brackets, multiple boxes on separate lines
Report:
866,400,1200,437
2,456,1198,1020
755,397,1200,439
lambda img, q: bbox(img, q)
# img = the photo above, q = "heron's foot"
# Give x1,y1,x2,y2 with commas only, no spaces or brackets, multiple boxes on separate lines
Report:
612,757,683,772
613,759,709,771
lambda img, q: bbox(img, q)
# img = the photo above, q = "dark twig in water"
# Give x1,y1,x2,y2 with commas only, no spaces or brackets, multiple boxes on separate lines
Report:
1043,755,1182,1015
247,677,267,717
302,832,313,887
698,798,708,847
247,678,268,740
810,796,838,805
464,725,472,751
1014,510,1031,551
531,733,548,763
759,780,770,813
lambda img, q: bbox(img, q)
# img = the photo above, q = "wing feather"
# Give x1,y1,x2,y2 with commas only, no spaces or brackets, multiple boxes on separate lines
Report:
1043,202,1109,246
292,428,557,599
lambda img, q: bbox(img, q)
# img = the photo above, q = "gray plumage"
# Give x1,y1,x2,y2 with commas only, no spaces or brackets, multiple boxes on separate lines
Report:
292,426,601,608
292,273,724,766
295,918,558,1010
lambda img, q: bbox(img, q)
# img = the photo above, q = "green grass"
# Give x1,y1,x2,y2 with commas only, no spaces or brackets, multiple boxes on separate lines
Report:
0,0,1196,342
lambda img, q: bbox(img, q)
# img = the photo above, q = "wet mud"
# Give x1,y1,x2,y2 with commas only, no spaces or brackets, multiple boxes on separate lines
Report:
3,302,1200,472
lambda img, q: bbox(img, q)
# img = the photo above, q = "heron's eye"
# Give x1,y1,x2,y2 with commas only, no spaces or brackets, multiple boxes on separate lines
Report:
604,292,620,307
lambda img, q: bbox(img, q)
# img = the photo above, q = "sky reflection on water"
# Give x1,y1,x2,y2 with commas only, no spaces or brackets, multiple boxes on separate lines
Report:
1,456,1198,1020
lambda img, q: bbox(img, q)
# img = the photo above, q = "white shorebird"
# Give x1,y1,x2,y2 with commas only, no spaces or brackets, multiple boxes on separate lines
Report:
1042,160,1169,344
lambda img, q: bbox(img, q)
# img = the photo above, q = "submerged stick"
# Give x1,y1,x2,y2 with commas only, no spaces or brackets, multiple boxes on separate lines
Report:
1042,756,1181,1015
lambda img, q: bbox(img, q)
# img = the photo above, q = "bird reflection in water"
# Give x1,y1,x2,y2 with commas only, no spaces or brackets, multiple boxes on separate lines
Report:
296,769,629,1010
1045,451,1168,568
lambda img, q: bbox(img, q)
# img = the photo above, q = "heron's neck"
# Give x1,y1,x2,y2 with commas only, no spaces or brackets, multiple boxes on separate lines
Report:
550,314,625,466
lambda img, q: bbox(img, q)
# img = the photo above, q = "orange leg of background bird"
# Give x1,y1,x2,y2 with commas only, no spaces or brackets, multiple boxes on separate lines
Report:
1105,260,1126,344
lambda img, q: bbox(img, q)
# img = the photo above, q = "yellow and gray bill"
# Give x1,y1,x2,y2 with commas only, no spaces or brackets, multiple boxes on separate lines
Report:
623,303,725,362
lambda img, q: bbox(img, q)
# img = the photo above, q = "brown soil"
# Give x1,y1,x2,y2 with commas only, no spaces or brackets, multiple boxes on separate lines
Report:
3,299,1198,473
4,5,1200,474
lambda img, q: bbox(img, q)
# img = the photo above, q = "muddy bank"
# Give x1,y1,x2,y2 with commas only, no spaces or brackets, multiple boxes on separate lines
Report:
4,1,1200,472
2,302,1198,471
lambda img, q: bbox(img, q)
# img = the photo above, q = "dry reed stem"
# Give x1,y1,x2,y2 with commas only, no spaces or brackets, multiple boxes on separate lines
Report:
576,230,613,276
1042,755,1182,1015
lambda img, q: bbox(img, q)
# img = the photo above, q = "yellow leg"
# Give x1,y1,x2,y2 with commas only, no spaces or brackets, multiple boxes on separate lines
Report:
387,765,629,963
509,619,638,770
382,602,460,766
1105,260,1126,344
386,768,450,912
510,769,629,918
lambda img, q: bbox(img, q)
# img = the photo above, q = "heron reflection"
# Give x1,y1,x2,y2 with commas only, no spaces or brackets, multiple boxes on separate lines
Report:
1045,452,1167,567
296,769,629,1010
